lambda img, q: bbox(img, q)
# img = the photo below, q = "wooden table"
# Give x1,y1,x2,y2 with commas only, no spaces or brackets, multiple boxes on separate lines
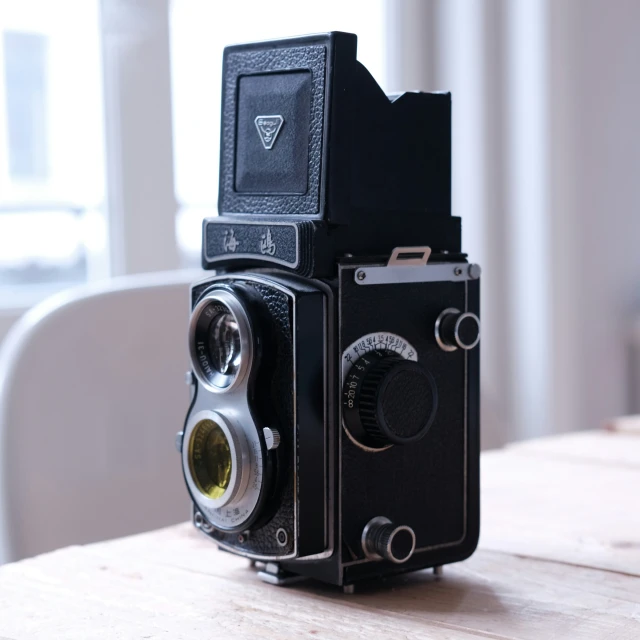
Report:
1,428,639,639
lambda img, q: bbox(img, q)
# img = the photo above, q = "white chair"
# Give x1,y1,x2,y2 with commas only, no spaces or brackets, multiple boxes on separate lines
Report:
0,269,202,563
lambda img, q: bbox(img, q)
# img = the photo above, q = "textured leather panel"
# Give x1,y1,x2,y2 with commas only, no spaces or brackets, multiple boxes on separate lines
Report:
210,478,294,557
235,72,311,194
210,282,296,557
219,45,326,216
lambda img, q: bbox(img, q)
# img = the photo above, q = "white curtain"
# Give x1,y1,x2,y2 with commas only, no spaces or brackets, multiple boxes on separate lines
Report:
386,0,640,447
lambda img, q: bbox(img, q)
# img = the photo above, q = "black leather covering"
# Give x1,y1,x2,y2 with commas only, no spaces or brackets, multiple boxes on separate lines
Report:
219,44,326,215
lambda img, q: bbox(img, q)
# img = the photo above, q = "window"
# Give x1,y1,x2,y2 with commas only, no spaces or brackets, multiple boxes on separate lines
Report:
0,1,107,304
0,1,387,302
4,31,48,182
170,0,386,265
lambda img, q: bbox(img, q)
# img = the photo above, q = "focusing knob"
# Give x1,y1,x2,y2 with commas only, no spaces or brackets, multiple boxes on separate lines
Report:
435,308,480,352
362,516,416,564
342,350,438,448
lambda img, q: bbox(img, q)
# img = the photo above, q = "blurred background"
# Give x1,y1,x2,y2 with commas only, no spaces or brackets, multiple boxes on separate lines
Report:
1,0,640,558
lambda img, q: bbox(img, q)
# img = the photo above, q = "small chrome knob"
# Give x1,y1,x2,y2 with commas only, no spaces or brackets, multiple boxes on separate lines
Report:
361,516,416,564
468,263,482,280
175,430,184,453
435,308,480,352
263,427,280,451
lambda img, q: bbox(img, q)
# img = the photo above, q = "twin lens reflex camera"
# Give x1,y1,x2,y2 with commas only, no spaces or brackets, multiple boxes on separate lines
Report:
178,32,481,591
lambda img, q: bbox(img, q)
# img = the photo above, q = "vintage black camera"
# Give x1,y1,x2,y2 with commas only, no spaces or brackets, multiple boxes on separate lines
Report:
179,32,480,591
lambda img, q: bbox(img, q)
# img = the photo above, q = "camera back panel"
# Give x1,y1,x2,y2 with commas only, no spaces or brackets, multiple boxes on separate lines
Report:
337,260,480,582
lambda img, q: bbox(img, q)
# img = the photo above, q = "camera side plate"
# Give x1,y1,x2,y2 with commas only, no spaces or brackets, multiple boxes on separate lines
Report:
337,261,480,583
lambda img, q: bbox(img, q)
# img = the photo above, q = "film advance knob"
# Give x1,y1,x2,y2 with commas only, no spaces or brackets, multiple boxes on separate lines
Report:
362,516,416,564
343,350,438,447
435,308,480,352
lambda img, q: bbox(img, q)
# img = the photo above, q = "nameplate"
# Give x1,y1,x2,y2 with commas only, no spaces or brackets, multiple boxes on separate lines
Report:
204,220,299,269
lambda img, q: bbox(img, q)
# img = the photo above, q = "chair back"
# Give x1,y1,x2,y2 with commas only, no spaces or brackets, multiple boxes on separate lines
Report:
0,270,202,562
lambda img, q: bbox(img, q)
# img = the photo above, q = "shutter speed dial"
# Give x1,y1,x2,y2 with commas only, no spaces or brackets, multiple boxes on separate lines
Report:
342,349,438,450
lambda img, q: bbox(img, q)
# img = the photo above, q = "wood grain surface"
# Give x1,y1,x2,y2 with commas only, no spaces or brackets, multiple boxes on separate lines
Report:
1,429,639,639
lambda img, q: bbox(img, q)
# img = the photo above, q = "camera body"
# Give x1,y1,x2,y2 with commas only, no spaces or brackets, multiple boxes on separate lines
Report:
180,32,480,589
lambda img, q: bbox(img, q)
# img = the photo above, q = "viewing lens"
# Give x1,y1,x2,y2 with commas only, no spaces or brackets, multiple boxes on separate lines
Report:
208,310,241,376
189,419,232,500
190,289,253,392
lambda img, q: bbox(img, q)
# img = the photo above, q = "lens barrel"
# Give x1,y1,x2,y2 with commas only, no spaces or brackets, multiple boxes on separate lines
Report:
189,288,253,393
185,287,267,532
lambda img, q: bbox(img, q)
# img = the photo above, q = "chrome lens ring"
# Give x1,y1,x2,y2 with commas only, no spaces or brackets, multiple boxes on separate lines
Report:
183,410,259,528
183,409,265,532
189,288,253,393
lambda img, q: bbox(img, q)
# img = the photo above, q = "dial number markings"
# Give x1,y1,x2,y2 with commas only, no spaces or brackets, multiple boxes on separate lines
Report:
341,332,418,382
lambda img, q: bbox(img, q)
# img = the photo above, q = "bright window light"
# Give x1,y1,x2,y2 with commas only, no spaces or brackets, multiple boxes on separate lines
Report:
0,0,107,297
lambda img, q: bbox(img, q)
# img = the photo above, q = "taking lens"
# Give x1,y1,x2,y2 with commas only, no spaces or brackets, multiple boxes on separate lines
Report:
189,418,232,500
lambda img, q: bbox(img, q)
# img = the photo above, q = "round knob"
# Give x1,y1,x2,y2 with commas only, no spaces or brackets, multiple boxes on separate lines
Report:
435,308,480,352
262,427,280,451
342,350,438,448
362,516,416,564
